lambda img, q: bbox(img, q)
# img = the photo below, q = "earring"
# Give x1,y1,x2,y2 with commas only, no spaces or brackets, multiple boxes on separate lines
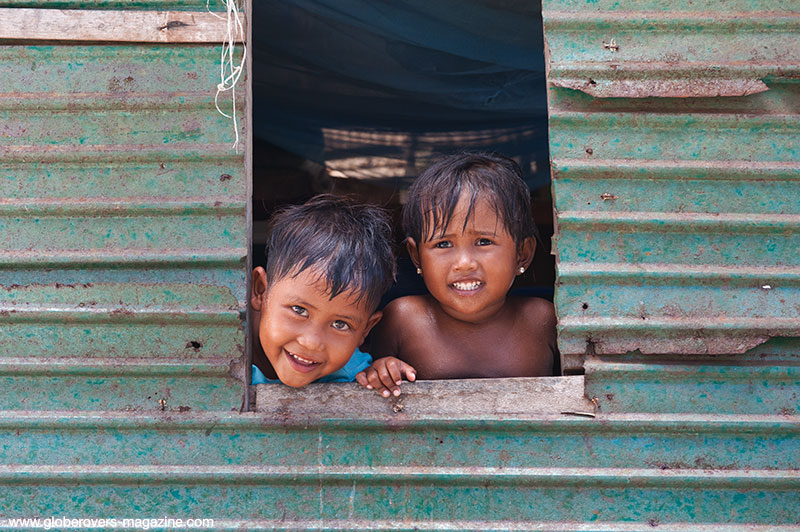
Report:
416,267,422,275
518,267,525,274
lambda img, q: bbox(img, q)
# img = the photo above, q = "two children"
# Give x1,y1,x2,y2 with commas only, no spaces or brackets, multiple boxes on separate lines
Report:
252,153,557,389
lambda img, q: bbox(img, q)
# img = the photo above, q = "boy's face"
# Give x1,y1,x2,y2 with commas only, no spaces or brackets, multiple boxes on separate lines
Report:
252,266,382,387
408,193,534,323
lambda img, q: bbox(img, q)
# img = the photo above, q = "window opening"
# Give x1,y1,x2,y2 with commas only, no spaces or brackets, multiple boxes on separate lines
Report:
249,0,564,402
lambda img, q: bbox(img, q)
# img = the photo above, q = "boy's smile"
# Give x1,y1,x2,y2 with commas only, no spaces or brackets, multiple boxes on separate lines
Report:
408,194,534,324
285,349,320,369
251,266,382,387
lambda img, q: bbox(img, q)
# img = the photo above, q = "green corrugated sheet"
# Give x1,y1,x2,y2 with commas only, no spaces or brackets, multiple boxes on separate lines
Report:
543,0,800,528
545,2,800,370
0,41,246,409
0,1,798,530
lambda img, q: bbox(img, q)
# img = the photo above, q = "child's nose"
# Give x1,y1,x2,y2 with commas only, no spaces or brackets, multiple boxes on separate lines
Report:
453,249,478,271
297,325,325,351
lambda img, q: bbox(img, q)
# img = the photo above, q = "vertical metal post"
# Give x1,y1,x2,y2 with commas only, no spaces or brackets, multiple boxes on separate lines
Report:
243,0,254,412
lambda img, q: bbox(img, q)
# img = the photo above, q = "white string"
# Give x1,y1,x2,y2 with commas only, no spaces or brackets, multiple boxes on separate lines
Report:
208,0,247,152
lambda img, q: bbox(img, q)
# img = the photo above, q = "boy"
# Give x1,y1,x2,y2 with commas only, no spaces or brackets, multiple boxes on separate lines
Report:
250,194,395,387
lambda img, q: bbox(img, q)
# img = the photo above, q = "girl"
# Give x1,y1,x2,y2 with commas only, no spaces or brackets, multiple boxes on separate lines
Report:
357,153,558,397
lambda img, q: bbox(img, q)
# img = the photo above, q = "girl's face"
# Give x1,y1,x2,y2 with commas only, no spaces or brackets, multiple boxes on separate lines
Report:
407,193,534,323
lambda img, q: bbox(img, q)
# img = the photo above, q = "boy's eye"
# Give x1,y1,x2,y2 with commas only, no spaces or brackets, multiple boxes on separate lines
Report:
331,320,351,331
476,238,493,246
433,241,452,249
291,305,308,317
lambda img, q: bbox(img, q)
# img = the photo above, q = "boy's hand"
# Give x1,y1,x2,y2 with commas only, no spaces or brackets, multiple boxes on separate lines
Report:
356,357,416,398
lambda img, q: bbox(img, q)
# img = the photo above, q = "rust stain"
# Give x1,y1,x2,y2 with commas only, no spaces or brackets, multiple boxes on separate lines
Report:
602,39,619,52
552,78,769,98
158,20,193,31
186,340,203,351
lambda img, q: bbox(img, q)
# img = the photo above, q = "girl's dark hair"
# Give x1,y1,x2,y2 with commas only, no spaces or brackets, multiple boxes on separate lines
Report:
403,152,538,246
265,194,396,310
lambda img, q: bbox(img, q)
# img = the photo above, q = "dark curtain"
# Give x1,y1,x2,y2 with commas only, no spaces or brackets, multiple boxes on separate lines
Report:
252,0,550,190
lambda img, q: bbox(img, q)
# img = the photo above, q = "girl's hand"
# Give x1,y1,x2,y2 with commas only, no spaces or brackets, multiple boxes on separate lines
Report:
356,357,416,397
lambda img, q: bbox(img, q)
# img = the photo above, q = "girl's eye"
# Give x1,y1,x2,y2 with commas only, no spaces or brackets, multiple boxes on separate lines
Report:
331,320,351,331
476,238,493,246
291,305,308,317
433,241,452,249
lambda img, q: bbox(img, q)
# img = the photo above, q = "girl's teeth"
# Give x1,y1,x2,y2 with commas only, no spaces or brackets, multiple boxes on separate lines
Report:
453,281,481,290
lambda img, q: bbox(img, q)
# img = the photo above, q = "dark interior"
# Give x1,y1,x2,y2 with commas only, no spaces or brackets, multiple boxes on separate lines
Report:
251,0,553,305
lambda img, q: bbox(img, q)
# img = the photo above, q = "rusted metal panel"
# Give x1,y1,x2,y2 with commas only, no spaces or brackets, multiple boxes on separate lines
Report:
0,43,247,295
540,2,800,529
1,410,798,471
1,2,798,530
2,466,797,524
1,407,799,527
0,0,252,525
584,337,800,415
0,0,226,9
0,283,243,411
0,8,246,42
0,37,246,415
544,1,800,368
544,10,800,98
552,77,770,99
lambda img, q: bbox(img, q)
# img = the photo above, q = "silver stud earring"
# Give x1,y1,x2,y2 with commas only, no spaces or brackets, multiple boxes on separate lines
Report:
518,267,525,274
416,267,422,275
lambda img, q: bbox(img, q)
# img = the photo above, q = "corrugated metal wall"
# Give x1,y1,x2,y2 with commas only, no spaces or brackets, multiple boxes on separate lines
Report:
2,1,799,530
0,1,250,527
545,2,800,371
543,0,800,529
0,5,247,409
238,1,797,529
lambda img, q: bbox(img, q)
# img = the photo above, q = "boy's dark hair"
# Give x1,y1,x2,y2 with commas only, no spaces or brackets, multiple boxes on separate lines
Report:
265,194,396,310
403,152,538,246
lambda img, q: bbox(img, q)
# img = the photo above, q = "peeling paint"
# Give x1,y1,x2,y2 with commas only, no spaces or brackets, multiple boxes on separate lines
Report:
547,4,800,369
552,78,769,98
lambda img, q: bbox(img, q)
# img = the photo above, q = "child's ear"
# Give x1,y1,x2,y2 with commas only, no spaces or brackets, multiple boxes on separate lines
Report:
250,267,268,311
406,237,421,269
517,237,536,272
360,310,383,343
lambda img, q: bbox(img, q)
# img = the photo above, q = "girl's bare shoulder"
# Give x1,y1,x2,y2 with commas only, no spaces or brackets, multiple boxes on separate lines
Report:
370,296,434,359
381,295,435,326
514,296,557,328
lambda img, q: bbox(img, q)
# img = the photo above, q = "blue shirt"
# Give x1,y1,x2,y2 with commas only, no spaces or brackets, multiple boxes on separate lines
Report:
251,348,373,384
